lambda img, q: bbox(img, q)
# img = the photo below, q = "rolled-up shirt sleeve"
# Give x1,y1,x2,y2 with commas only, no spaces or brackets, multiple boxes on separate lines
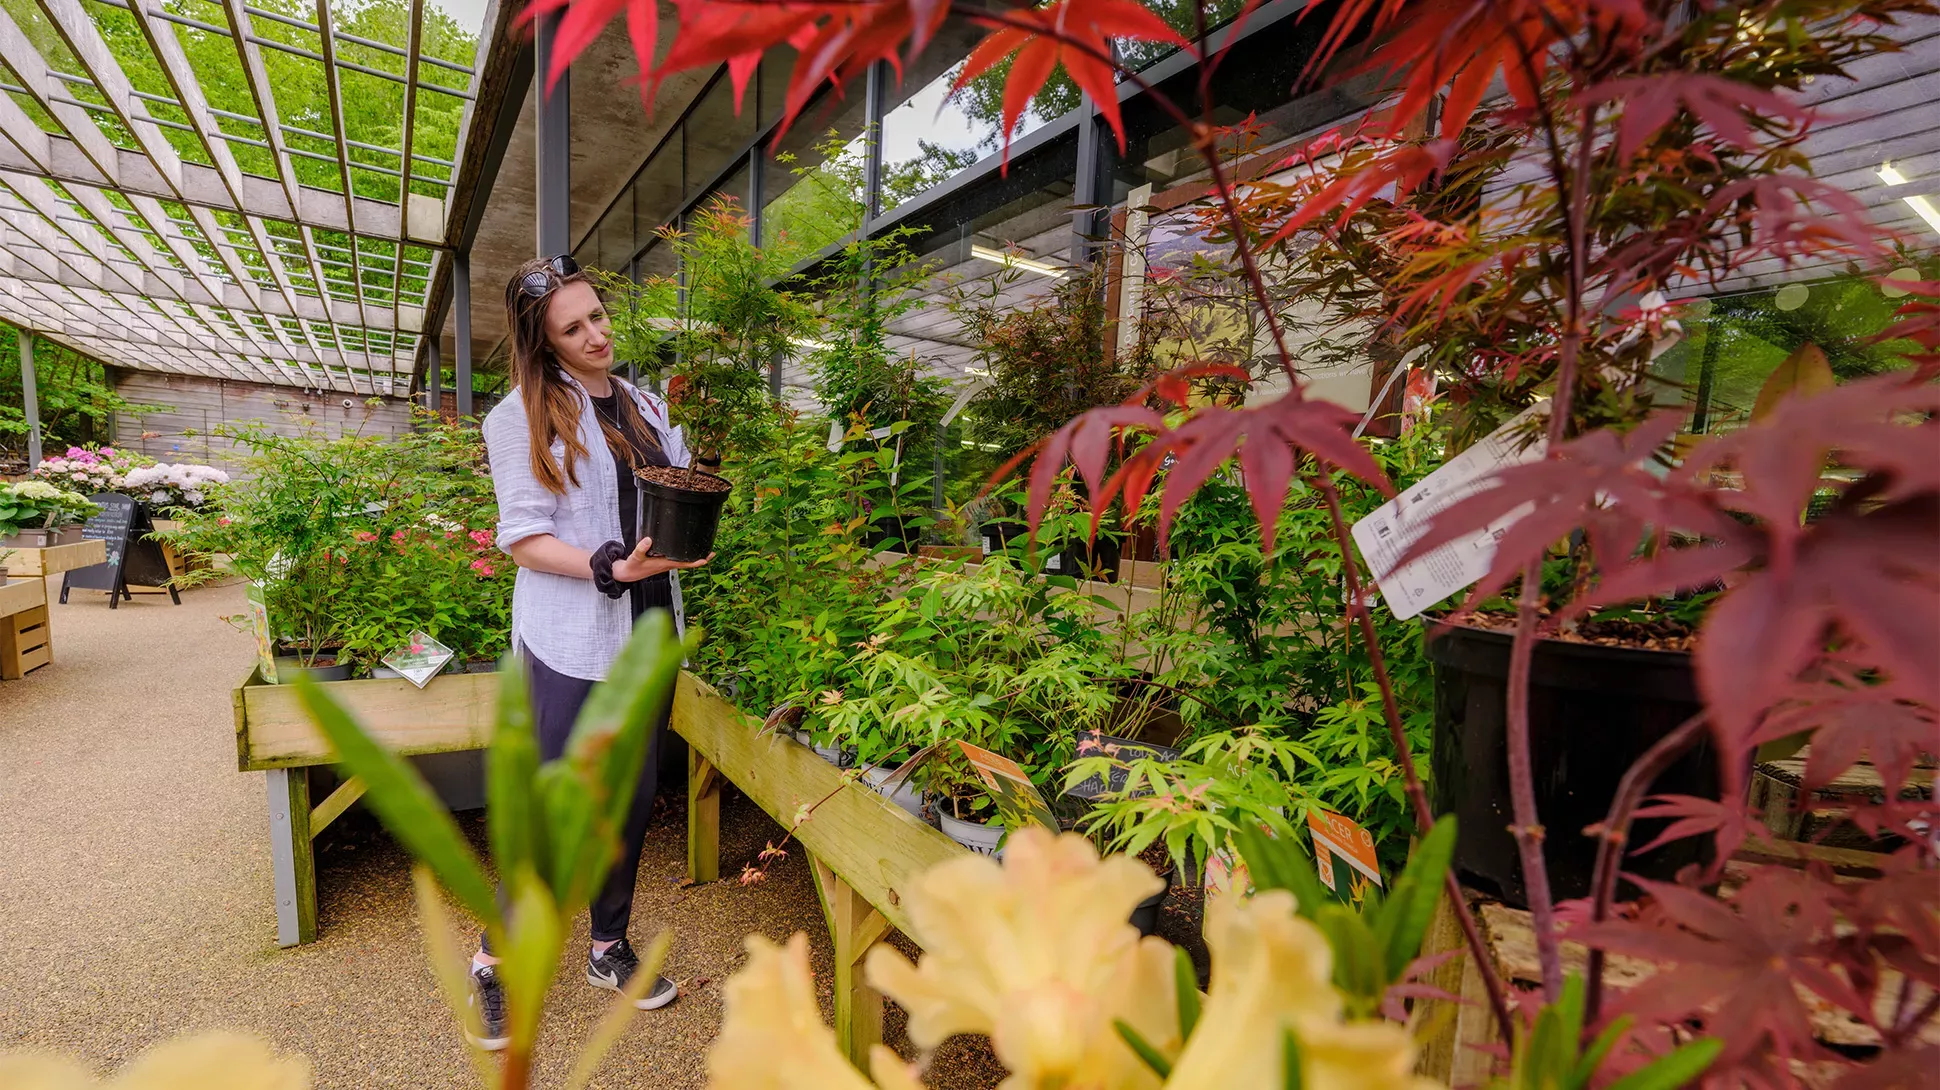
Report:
484,401,559,550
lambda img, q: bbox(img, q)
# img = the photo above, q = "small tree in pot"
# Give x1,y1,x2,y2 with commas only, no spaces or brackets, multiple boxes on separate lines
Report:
629,199,813,560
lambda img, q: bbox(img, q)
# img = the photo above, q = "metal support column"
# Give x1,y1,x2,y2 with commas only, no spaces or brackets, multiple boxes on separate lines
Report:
1072,92,1112,265
454,251,474,420
426,340,441,421
862,62,887,226
17,329,41,467
534,10,571,257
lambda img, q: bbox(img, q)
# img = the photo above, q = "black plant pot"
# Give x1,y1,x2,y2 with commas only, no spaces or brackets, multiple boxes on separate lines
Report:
864,511,923,553
1427,622,1723,908
1130,865,1175,937
640,472,732,562
1049,535,1122,583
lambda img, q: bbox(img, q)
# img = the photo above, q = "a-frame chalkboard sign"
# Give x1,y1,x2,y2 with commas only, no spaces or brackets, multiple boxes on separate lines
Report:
61,493,180,608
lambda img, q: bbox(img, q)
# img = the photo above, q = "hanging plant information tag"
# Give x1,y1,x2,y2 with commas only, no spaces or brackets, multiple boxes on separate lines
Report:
955,740,1059,830
381,631,453,688
1351,406,1548,620
245,581,277,685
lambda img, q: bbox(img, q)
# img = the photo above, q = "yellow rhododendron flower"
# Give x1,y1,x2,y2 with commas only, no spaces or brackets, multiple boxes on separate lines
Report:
0,1033,310,1090
864,827,1176,1090
706,932,922,1090
1166,890,1439,1090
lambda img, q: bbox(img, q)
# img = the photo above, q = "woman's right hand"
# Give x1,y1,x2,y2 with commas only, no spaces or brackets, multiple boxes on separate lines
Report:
611,535,713,582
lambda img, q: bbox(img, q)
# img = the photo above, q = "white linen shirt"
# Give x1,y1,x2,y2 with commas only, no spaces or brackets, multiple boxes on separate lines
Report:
484,373,691,681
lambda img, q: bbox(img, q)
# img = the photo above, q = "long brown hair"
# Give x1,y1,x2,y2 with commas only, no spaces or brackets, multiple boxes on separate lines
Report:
506,256,660,494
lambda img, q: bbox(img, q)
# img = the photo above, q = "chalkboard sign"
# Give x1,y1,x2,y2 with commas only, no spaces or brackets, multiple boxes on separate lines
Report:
62,494,179,608
1062,731,1182,801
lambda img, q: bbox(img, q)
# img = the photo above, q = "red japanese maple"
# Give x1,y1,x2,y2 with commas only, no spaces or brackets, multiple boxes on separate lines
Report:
529,0,1940,1081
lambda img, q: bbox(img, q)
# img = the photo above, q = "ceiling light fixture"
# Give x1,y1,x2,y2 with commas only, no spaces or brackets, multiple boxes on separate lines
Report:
1877,162,1940,239
971,244,1068,279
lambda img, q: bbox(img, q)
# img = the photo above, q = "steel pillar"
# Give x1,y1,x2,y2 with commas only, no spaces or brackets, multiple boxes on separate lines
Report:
534,10,571,256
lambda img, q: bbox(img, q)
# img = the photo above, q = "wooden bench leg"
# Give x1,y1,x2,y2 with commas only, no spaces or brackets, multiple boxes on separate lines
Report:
688,748,722,883
811,855,890,1069
266,768,317,947
1410,888,1500,1083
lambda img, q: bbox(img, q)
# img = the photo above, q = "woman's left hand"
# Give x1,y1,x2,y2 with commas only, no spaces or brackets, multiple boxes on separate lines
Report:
612,536,713,582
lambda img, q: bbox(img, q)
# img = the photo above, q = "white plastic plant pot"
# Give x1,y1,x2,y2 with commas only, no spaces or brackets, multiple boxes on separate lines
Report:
860,764,924,818
938,810,1006,858
791,730,854,769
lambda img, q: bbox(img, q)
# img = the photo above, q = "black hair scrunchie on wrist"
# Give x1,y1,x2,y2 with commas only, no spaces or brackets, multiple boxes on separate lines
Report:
590,539,630,600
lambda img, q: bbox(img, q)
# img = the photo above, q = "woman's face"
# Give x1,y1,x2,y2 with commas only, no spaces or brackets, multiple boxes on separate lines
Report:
543,280,614,376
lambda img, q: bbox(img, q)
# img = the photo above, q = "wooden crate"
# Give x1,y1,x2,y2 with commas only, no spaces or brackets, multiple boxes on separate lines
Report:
6,539,107,579
232,663,500,771
0,578,51,679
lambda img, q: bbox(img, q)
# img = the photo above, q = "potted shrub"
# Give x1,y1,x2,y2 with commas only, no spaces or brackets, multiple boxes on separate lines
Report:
0,481,100,548
171,417,511,680
810,555,1128,854
627,200,812,561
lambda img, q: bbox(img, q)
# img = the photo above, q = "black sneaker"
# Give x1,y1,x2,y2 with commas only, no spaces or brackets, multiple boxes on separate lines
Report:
467,963,510,1051
587,937,677,1010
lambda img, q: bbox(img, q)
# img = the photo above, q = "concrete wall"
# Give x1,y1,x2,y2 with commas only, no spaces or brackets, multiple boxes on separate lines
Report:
110,371,416,475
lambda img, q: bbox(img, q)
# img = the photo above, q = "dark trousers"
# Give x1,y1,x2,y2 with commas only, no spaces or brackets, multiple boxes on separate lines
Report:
485,577,673,949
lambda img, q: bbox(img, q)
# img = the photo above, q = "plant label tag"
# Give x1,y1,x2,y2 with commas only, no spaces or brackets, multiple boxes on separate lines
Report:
1351,406,1548,620
381,631,453,688
246,581,277,685
826,420,846,453
955,740,1058,830
1307,808,1383,904
1063,732,1182,800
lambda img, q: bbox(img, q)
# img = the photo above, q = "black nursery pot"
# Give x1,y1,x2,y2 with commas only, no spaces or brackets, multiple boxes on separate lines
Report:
639,472,733,562
1130,865,1175,937
1427,622,1724,908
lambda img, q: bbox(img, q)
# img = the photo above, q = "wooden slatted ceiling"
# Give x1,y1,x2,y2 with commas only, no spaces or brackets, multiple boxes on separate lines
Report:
0,0,477,391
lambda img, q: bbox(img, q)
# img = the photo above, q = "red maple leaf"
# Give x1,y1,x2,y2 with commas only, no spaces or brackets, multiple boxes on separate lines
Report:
1580,868,1848,1069
1581,73,1814,162
952,0,1185,163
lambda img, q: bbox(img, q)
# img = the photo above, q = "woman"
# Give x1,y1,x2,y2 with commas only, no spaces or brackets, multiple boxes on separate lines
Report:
471,254,711,1050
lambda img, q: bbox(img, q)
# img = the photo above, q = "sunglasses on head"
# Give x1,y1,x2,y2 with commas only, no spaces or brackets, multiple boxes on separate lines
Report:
517,254,581,299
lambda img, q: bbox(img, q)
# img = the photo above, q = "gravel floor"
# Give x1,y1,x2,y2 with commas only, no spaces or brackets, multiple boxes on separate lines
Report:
0,578,1016,1088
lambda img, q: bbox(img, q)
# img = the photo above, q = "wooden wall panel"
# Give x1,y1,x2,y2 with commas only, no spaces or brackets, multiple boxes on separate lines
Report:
110,371,414,475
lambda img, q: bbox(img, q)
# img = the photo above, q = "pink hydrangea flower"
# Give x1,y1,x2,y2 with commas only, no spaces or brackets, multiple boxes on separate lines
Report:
470,558,496,578
469,529,494,548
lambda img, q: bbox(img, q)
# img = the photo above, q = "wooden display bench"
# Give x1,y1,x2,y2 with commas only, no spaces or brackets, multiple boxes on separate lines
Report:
233,663,499,946
0,540,107,678
674,671,968,1066
234,661,969,1064
0,576,50,679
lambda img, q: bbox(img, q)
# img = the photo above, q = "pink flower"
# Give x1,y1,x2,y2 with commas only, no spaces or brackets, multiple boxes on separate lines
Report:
391,529,407,544
354,531,378,543
410,642,426,654
218,517,232,526
470,559,496,578
469,529,494,548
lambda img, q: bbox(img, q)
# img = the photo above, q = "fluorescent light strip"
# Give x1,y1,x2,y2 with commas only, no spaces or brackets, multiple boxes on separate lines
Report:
1877,163,1940,239
971,244,1069,279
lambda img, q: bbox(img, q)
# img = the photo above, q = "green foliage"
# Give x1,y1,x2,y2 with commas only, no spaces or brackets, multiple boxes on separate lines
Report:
635,200,811,462
0,328,159,451
296,615,688,1081
1111,420,1446,868
167,414,510,668
813,555,1130,813
680,408,919,713
954,264,1168,465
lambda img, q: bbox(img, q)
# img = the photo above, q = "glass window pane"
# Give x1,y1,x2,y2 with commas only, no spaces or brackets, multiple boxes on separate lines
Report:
684,76,758,195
